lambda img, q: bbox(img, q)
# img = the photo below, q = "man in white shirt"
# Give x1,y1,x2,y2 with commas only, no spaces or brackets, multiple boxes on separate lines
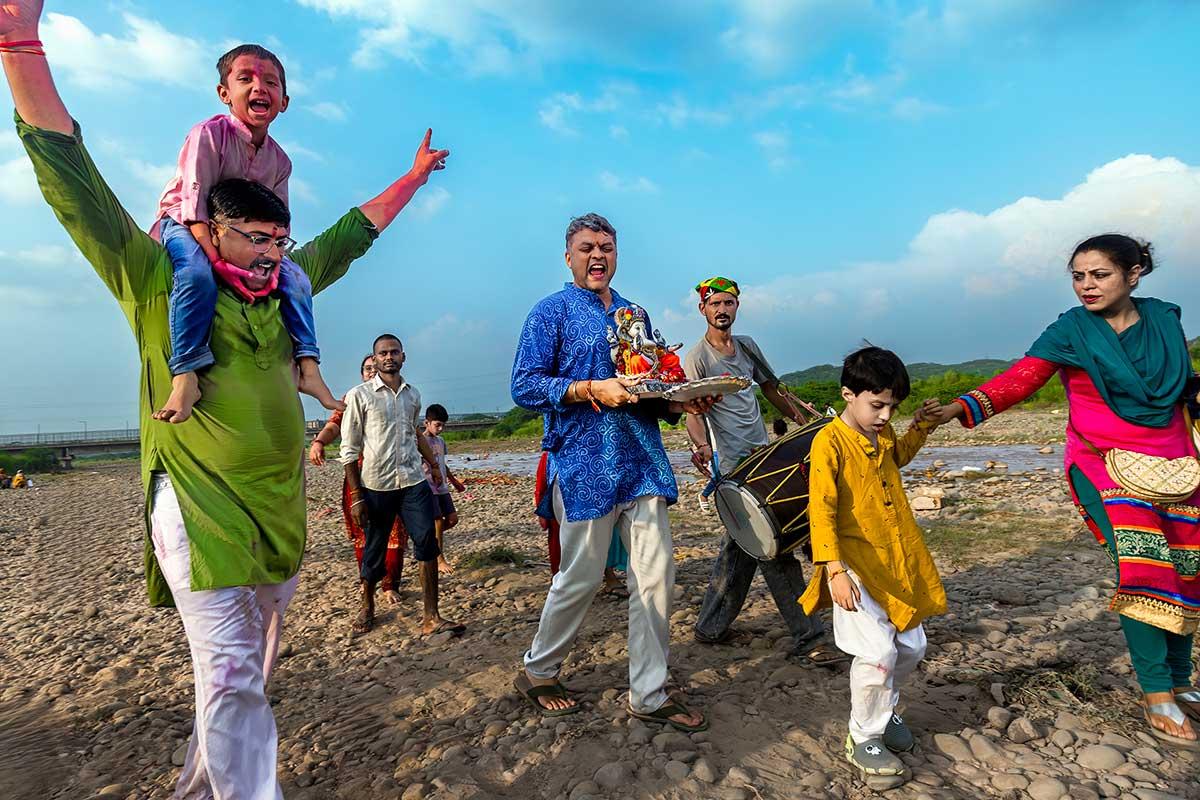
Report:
341,334,465,637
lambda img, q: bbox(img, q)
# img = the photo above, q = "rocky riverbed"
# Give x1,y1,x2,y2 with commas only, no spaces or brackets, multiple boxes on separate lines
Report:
1,433,1197,799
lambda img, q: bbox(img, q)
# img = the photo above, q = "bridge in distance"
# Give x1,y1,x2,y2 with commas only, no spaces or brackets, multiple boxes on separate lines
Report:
0,414,505,468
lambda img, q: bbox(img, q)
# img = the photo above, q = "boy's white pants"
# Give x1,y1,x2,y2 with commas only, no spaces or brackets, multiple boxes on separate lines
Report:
150,474,297,800
832,569,927,744
524,484,674,713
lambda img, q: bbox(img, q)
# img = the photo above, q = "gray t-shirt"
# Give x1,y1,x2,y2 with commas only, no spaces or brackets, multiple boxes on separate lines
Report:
683,334,774,466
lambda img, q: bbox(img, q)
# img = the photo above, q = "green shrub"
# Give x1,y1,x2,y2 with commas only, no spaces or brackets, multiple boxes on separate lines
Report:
0,448,59,473
457,545,529,569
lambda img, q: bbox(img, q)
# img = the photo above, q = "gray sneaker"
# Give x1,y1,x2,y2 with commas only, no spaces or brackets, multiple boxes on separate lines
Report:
844,734,907,776
883,712,914,752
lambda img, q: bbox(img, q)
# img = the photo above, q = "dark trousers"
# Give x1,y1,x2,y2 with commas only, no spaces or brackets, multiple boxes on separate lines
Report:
361,483,438,582
695,533,823,646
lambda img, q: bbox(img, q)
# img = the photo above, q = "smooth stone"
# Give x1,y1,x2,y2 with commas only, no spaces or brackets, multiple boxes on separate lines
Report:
933,733,973,762
987,706,1014,730
692,758,717,784
401,785,430,800
593,762,632,790
991,773,1029,791
1028,776,1067,800
1077,744,1126,770
1007,716,1041,744
664,760,690,781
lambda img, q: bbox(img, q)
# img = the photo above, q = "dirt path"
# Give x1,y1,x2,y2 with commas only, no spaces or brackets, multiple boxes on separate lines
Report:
0,448,1196,799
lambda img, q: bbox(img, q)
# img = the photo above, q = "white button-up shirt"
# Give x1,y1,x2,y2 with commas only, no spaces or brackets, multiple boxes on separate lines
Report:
339,374,426,491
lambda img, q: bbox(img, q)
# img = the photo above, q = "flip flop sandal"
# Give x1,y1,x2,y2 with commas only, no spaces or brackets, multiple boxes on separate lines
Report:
1143,701,1200,751
514,673,581,718
424,621,466,637
792,640,850,668
628,698,709,733
601,583,631,600
1174,688,1200,724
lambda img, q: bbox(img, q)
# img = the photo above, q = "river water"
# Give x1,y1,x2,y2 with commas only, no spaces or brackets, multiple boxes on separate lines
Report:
447,443,1063,482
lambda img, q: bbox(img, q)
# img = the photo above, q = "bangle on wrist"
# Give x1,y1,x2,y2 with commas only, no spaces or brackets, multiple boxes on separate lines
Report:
583,379,600,413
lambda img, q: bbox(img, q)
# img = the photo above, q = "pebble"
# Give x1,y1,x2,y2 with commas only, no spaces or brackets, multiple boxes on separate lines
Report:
1077,744,1126,770
1028,776,1067,800
593,762,631,790
663,760,690,781
1007,716,1041,744
692,758,717,784
933,733,973,762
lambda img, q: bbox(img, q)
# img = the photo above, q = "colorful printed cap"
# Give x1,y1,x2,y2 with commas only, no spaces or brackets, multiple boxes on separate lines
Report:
695,276,739,301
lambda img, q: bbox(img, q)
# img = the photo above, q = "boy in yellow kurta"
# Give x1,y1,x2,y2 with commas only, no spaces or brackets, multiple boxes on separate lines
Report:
799,346,947,781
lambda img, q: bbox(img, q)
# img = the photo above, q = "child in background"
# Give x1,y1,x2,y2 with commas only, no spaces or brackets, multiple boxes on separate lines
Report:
799,346,947,784
422,404,465,574
151,44,341,424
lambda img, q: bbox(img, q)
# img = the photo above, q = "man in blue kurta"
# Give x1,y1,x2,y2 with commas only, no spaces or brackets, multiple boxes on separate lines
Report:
510,213,717,731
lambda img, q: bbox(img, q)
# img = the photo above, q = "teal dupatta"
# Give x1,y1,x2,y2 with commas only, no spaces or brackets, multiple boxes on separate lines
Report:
1027,297,1191,428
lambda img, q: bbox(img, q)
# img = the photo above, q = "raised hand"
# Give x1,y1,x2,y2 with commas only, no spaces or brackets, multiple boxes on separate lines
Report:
410,128,450,184
0,0,43,40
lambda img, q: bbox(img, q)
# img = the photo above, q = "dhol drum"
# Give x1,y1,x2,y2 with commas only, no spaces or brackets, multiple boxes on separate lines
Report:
713,417,832,560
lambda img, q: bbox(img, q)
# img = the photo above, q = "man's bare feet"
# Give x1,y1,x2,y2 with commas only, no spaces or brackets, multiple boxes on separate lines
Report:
153,372,202,424
382,588,403,605
525,670,577,712
352,581,375,635
437,557,454,575
297,357,346,412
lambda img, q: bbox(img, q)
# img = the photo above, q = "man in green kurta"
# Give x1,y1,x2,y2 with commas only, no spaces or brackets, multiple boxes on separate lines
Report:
2,2,450,796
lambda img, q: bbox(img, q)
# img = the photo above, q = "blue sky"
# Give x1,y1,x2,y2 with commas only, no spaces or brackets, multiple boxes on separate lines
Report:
2,1,1199,433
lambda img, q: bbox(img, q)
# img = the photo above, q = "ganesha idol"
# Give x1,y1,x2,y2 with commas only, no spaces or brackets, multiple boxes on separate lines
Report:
607,304,687,384
607,304,750,400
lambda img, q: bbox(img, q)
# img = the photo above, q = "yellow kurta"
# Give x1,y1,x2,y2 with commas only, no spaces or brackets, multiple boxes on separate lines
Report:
798,417,947,631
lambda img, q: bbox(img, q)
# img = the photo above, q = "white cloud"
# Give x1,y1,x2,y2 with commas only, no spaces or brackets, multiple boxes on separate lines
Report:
753,128,794,172
720,0,878,74
290,177,319,205
599,171,659,195
0,244,82,269
409,185,451,219
0,156,39,205
97,139,175,194
655,95,730,128
0,129,21,154
307,102,349,122
891,96,947,121
668,154,1200,364
609,125,629,141
537,84,635,136
296,0,557,75
278,141,326,162
41,13,208,91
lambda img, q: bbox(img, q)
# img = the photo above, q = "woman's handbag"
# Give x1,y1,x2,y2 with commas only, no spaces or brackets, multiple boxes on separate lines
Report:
1071,409,1200,504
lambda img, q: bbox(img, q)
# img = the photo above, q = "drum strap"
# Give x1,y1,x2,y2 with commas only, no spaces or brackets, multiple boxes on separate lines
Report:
739,340,820,423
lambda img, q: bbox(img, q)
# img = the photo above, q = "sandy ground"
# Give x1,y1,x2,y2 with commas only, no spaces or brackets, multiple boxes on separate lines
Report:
1,410,1197,800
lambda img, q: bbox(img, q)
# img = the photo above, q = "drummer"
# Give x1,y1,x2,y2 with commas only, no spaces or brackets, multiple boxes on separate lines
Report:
684,276,846,667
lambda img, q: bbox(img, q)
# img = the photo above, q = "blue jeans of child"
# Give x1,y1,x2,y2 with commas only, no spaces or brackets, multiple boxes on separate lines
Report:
161,218,319,374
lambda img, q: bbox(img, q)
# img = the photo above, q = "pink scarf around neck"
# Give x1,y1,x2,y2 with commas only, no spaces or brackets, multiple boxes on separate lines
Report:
211,258,279,303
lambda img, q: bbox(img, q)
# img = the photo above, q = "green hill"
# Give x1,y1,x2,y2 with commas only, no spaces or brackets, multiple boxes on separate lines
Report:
780,358,1013,386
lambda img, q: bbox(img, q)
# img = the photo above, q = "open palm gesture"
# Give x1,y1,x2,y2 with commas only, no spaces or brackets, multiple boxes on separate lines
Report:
0,0,43,38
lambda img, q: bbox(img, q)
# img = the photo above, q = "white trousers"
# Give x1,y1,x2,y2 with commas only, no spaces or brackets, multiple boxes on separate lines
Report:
150,474,297,800
831,569,927,744
524,485,674,713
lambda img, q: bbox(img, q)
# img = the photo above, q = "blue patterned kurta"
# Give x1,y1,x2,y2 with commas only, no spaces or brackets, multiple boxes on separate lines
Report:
512,282,679,522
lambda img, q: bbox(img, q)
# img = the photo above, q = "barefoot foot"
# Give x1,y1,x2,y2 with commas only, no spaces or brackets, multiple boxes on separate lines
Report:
437,558,454,575
153,372,201,424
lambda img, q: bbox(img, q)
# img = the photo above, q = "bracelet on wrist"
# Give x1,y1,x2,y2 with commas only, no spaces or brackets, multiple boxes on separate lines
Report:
583,379,601,413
